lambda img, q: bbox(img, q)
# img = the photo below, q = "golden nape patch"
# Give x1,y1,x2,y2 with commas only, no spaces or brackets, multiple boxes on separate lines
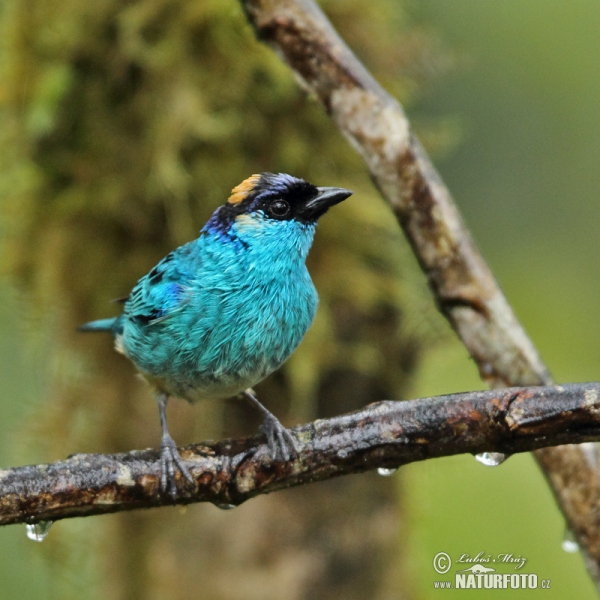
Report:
234,213,263,231
228,174,261,205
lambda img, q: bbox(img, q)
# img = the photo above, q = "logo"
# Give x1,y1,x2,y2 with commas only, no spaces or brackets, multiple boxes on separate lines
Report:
432,551,551,590
459,565,495,574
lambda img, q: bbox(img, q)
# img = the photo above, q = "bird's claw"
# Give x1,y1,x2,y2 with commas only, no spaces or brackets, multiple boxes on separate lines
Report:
260,413,297,461
160,435,194,498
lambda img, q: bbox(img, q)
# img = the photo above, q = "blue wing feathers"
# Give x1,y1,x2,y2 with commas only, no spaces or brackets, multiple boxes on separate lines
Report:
124,242,199,325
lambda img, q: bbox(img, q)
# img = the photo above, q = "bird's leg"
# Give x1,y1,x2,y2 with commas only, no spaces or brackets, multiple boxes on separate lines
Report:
156,392,194,497
242,388,297,461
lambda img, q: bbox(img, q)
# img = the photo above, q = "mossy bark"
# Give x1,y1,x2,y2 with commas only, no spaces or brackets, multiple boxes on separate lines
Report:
0,1,440,598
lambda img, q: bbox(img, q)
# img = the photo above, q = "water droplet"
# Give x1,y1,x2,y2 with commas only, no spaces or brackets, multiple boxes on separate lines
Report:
25,521,53,542
377,467,398,477
562,528,579,553
214,503,236,510
475,452,507,467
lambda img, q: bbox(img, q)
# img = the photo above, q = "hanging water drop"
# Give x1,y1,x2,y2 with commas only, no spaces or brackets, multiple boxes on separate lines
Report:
562,528,579,553
25,521,54,542
214,503,236,510
475,452,506,467
377,467,398,477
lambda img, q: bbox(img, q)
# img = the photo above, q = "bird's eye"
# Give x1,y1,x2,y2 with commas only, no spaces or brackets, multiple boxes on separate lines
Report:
268,200,291,218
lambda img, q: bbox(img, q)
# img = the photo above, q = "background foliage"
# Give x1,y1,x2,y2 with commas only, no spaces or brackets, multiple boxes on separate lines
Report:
0,0,598,598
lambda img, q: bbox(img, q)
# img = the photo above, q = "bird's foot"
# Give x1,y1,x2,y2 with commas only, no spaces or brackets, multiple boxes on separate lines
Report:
242,388,297,461
260,412,297,462
159,434,194,499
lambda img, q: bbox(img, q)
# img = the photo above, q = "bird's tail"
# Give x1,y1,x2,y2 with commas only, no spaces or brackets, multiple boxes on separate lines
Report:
78,317,119,333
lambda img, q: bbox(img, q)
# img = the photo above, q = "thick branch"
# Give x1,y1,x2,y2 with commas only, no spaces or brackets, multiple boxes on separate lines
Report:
241,0,548,388
239,0,600,583
2,383,600,526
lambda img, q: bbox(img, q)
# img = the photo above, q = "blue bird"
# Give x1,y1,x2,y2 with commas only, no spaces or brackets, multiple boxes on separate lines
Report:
80,173,352,496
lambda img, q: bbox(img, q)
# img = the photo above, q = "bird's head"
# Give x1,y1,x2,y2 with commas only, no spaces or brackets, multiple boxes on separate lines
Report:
204,173,353,255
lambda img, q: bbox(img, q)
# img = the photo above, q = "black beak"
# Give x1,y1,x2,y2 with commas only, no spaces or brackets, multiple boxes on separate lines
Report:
303,186,353,219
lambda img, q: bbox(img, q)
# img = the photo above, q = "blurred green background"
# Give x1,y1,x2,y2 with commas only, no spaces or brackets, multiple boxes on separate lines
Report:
0,0,598,598
407,1,600,598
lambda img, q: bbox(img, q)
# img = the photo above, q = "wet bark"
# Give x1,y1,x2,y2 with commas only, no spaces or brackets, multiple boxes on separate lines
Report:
3,383,600,525
239,0,600,586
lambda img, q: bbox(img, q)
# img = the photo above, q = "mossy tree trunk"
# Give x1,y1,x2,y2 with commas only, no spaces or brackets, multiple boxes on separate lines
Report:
0,1,442,598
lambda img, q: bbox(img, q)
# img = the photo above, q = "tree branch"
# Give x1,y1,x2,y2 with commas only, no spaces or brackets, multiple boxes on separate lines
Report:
239,0,600,584
2,383,600,526
240,0,550,388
